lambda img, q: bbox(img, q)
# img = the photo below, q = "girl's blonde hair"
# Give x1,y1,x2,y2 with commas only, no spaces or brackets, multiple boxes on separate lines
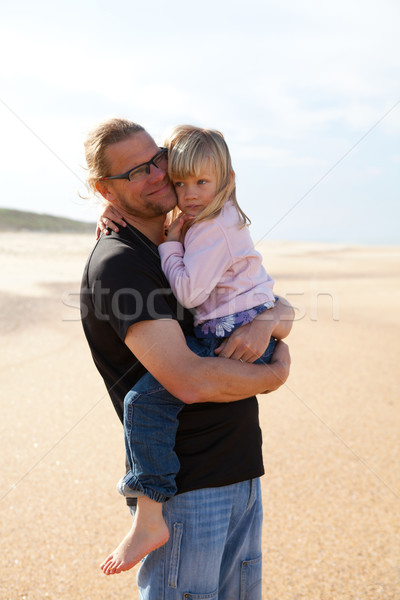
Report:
164,125,251,229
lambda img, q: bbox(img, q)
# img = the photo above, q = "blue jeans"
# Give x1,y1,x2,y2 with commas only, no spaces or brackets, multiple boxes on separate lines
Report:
119,335,277,502
133,478,263,599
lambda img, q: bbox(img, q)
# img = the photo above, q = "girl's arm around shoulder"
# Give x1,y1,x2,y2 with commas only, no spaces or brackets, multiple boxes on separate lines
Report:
95,202,126,239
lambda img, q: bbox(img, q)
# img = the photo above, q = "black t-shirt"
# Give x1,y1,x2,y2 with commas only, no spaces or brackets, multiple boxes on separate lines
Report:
80,225,264,495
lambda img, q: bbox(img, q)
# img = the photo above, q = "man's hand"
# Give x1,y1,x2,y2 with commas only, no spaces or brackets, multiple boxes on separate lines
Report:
96,203,127,239
214,296,294,362
214,317,274,362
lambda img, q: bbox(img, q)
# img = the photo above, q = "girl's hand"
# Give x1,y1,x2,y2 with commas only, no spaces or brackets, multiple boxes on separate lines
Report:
96,203,126,239
165,213,193,243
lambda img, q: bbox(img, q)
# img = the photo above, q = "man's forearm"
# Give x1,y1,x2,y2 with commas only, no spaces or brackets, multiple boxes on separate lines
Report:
181,345,290,404
125,319,290,405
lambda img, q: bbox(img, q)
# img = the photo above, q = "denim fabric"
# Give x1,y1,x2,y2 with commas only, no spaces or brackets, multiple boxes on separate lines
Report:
118,335,276,503
118,335,211,502
132,478,263,599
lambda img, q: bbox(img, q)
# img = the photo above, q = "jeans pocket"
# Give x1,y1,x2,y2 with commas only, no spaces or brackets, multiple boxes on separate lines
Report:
240,555,262,600
168,522,183,588
182,591,218,599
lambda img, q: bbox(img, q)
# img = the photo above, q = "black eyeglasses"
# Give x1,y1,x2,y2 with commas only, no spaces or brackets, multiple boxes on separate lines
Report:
99,147,168,183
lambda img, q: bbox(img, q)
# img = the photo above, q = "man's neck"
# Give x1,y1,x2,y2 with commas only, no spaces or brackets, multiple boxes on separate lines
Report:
123,214,166,246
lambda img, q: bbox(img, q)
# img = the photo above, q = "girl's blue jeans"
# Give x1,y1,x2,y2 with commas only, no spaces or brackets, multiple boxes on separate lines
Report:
119,335,277,503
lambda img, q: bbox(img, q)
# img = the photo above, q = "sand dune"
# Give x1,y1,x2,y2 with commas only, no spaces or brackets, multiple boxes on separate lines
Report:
1,232,399,599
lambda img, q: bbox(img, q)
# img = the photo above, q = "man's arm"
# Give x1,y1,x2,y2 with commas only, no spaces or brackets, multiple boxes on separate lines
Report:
124,318,290,405
215,296,295,362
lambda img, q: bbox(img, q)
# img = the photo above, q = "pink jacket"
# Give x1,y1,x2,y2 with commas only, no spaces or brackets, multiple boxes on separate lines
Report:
158,201,275,326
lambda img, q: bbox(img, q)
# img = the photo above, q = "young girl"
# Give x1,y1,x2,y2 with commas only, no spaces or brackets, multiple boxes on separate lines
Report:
99,125,283,576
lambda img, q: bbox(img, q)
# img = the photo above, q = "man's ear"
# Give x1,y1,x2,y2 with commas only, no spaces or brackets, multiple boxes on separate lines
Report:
95,180,114,201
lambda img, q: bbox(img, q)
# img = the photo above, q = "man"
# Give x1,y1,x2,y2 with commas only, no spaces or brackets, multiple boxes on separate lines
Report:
80,118,293,598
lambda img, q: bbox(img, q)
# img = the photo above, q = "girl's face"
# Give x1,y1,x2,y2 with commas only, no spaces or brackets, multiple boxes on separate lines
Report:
172,164,218,217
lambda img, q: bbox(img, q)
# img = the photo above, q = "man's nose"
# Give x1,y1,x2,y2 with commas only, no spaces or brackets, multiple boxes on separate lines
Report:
147,162,166,183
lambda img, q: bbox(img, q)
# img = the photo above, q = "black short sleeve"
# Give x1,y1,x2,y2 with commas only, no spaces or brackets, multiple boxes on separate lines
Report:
91,243,181,342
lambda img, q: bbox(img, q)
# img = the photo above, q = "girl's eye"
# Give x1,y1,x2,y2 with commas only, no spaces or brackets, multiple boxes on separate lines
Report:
198,179,207,185
174,182,184,187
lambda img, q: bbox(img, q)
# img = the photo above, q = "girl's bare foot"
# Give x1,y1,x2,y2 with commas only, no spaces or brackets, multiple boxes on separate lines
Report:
100,496,169,575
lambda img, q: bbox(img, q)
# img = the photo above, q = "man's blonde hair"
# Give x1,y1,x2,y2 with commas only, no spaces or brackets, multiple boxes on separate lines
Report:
84,118,145,195
165,125,251,229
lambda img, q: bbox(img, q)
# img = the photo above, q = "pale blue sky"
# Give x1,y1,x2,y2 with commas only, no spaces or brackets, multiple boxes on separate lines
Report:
1,0,399,244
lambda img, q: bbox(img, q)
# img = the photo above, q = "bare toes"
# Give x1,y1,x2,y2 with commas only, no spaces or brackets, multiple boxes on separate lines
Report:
100,559,112,571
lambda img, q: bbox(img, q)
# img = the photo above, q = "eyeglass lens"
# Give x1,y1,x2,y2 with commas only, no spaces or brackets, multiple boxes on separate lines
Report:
128,150,168,182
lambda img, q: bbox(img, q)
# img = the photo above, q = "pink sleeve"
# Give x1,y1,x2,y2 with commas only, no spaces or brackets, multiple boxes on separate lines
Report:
158,220,233,308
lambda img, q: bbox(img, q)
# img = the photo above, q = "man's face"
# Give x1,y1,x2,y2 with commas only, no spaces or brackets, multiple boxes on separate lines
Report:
101,131,177,219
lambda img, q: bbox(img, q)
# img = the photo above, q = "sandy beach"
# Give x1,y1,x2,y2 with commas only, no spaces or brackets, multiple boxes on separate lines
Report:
1,232,399,600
